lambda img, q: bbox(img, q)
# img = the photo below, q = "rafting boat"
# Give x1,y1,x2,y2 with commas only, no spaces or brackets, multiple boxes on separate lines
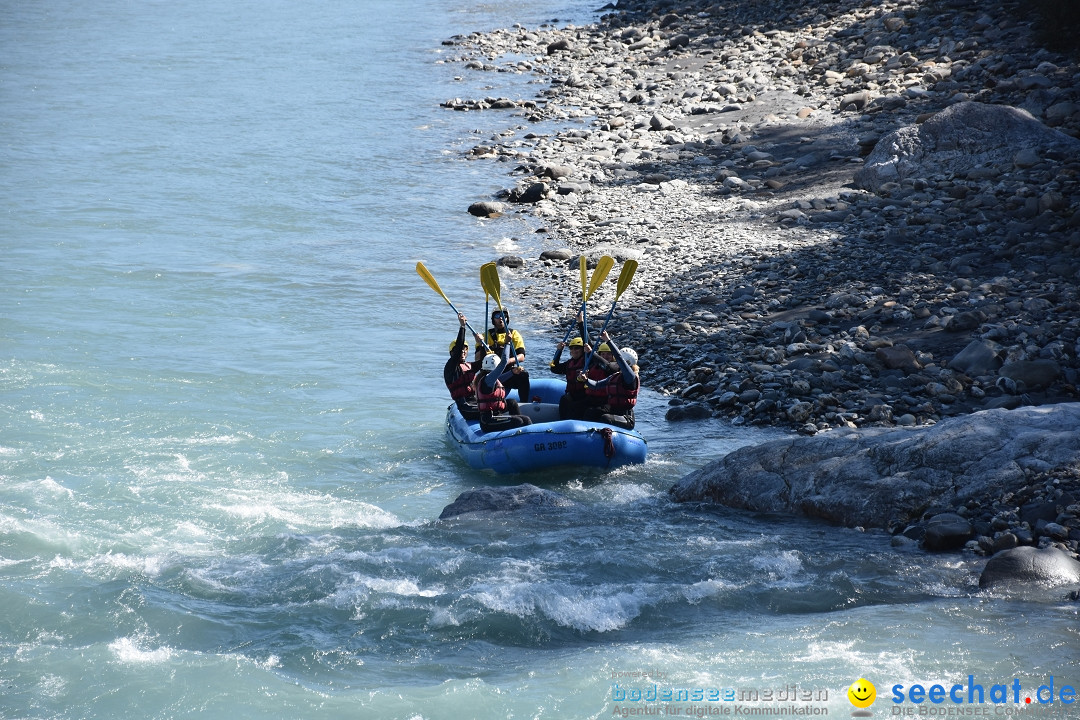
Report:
445,377,648,474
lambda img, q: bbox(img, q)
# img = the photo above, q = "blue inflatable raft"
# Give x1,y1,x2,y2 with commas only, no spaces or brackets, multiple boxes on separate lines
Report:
445,377,648,474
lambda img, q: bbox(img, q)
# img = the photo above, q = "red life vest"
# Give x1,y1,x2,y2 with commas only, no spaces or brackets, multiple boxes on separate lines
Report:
477,380,506,413
447,362,476,400
586,362,610,400
563,354,587,398
606,374,639,413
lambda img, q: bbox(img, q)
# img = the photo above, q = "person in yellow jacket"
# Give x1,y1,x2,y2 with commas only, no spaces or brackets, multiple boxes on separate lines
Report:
484,309,531,402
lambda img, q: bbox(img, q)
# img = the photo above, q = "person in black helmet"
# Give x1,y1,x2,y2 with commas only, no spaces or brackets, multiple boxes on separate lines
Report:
483,308,531,403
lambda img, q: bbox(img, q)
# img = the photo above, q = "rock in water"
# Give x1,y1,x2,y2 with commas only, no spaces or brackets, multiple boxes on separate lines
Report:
922,513,973,551
508,182,548,204
979,547,1080,589
439,483,572,519
468,201,505,217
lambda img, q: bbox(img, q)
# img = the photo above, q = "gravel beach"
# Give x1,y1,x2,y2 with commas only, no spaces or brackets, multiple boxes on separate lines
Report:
441,0,1080,435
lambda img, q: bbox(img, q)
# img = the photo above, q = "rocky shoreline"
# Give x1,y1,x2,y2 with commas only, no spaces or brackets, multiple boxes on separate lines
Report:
438,0,1080,586
442,0,1079,430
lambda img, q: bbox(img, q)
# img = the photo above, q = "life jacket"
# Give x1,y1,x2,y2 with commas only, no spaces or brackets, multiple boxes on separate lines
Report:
477,379,506,414
486,330,508,353
486,328,523,357
585,361,610,400
563,354,587,398
606,374,639,413
447,361,476,400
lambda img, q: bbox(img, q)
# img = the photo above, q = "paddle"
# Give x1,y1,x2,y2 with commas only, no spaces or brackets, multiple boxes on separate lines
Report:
481,261,495,337
480,262,503,314
415,261,490,353
583,258,634,371
580,255,612,366
481,261,501,303
594,259,638,339
551,255,614,364
480,262,508,353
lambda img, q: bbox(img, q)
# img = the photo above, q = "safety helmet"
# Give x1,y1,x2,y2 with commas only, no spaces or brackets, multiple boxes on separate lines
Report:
491,309,509,323
597,342,612,353
621,348,638,366
450,339,468,353
568,337,584,348
481,353,500,373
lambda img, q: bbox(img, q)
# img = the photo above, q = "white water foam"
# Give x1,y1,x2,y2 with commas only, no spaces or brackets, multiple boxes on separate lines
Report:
108,637,175,665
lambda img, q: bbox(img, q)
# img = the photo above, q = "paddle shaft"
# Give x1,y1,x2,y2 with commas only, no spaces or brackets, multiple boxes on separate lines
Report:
416,262,490,352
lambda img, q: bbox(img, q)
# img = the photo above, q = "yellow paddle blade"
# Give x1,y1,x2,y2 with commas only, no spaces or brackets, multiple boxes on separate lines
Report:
481,263,503,310
416,261,449,304
585,255,614,301
480,262,494,303
486,261,501,297
578,255,587,299
615,259,638,299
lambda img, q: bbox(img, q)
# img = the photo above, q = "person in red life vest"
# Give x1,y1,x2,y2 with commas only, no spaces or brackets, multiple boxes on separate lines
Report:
484,309,532,402
583,339,618,410
551,335,610,420
474,347,533,433
444,313,485,420
577,331,639,430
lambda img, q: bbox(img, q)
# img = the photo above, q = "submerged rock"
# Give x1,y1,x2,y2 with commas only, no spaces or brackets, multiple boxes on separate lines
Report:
439,483,573,519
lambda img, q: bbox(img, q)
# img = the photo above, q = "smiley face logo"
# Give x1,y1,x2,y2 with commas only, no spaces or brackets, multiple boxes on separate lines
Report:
847,678,876,709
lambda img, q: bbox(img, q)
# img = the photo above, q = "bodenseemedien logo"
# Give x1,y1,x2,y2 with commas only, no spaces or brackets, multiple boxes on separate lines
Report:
848,678,876,716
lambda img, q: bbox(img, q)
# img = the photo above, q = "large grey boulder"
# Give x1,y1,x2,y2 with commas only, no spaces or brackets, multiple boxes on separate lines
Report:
855,102,1080,193
998,360,1061,391
439,483,573,519
922,513,973,552
668,403,1080,530
979,547,1080,589
948,339,1003,376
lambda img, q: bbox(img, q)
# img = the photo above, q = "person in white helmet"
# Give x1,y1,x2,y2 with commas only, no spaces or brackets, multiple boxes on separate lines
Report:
473,342,533,433
577,331,639,430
